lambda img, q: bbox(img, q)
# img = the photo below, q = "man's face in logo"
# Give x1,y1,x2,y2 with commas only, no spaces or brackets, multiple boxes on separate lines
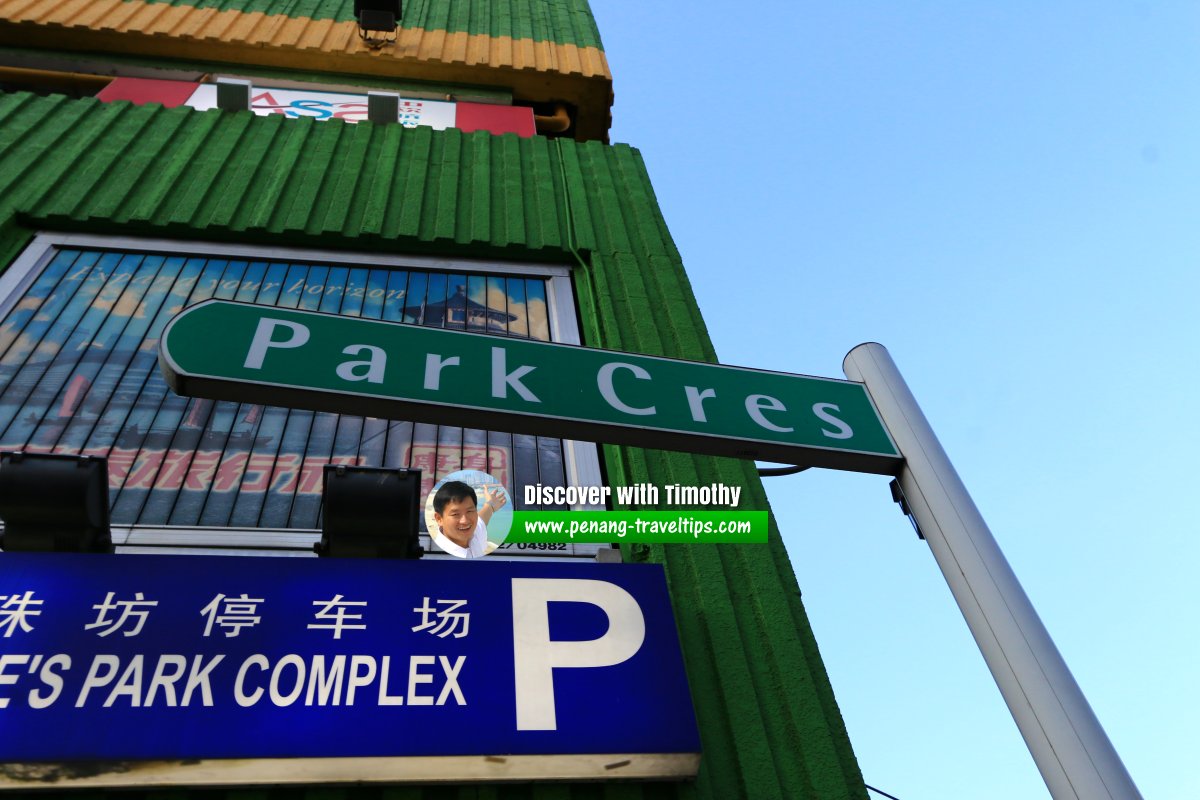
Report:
435,497,478,547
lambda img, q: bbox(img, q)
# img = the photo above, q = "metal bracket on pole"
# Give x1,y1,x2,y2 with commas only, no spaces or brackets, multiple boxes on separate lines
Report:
843,342,1141,800
887,478,923,539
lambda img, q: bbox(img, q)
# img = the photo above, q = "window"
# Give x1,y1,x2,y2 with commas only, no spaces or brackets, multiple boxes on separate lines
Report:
0,236,601,556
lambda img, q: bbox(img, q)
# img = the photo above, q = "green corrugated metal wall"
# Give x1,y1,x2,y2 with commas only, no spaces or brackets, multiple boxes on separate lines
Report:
0,92,867,800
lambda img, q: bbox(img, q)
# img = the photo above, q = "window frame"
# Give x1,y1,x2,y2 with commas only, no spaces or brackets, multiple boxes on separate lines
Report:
0,233,606,559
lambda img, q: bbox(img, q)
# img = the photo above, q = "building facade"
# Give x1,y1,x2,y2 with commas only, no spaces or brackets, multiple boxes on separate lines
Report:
0,2,870,797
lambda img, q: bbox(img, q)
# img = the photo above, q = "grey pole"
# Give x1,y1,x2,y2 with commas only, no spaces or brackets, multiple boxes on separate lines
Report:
843,342,1140,800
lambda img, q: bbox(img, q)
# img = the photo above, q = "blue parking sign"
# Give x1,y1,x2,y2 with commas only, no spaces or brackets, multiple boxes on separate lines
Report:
0,553,700,785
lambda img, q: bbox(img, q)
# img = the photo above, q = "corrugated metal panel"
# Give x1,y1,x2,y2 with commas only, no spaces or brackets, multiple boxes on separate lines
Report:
0,0,612,139
566,146,868,797
114,0,606,49
143,0,354,21
0,95,569,263
0,0,609,70
0,93,868,800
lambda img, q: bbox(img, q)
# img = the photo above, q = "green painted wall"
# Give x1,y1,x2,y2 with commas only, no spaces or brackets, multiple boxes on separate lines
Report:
0,91,866,800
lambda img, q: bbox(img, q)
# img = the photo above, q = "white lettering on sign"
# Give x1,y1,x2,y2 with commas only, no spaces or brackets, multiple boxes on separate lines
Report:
84,592,158,638
378,655,406,706
597,362,657,416
684,385,716,422
200,593,264,638
306,655,346,706
524,484,613,506
812,402,854,439
406,655,436,706
435,656,466,705
336,344,386,384
235,655,268,707
0,591,43,637
0,650,478,710
411,598,471,638
269,654,305,706
181,654,225,706
511,578,646,731
29,654,70,709
0,655,28,708
243,318,310,370
307,595,367,638
106,654,145,707
744,394,793,433
231,654,464,708
0,653,71,709
491,347,540,403
346,655,376,705
423,354,460,391
146,654,187,706
74,654,224,708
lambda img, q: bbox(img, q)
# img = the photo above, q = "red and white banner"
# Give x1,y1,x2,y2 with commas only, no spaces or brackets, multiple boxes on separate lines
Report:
97,78,535,137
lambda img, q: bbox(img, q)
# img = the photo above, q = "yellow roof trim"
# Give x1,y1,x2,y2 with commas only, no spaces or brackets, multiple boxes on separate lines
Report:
0,0,613,140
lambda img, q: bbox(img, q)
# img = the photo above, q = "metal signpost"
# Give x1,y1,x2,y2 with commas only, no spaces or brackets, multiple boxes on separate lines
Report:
844,344,1141,800
0,553,699,788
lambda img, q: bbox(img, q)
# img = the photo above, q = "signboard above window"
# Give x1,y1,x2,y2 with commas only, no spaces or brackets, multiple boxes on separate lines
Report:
185,83,455,127
95,77,536,137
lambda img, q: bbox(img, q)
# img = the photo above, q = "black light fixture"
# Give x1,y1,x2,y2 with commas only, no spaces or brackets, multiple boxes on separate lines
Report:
316,465,422,559
215,77,252,112
0,452,112,553
367,91,400,124
354,0,401,49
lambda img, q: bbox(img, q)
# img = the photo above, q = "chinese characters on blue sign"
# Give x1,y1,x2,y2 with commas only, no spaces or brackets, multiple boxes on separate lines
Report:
0,554,699,767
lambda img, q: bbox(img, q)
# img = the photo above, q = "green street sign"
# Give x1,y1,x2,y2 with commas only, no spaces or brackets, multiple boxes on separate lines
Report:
159,300,901,474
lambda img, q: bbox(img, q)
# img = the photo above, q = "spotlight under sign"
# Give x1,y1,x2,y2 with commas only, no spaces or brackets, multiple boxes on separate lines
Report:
0,553,700,789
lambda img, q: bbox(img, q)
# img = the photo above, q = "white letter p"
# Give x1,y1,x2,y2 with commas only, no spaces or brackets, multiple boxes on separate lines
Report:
511,578,646,731
243,318,310,370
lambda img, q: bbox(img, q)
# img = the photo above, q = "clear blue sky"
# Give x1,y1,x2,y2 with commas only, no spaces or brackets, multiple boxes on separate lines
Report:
594,3,1198,798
